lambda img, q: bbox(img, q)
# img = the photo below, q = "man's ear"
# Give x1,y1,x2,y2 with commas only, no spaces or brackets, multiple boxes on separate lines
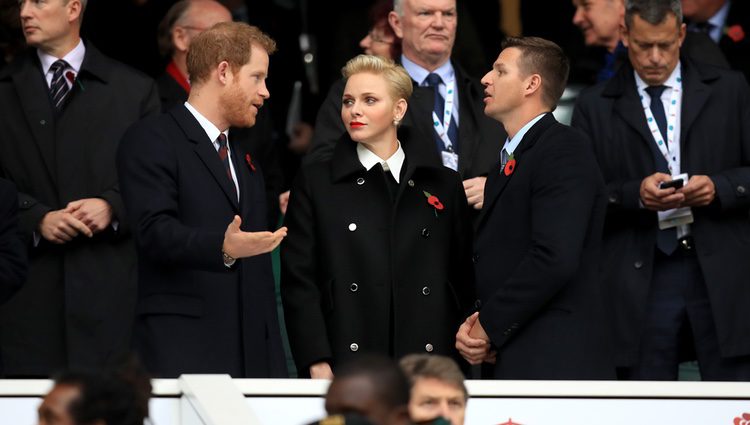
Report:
217,61,232,85
525,74,542,98
67,0,83,24
173,27,190,53
389,11,404,39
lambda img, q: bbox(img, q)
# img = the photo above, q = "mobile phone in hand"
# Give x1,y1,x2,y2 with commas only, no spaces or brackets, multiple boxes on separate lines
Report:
659,178,684,190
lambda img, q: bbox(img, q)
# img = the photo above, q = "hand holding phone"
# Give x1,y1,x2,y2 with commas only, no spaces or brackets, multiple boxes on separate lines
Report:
659,178,684,190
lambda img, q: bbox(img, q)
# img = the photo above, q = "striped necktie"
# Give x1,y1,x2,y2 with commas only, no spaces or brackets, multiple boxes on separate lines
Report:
49,59,71,110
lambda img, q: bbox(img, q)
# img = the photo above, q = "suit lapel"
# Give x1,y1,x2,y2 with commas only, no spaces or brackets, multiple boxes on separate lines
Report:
679,60,712,149
476,113,556,230
170,106,240,211
454,65,482,177
610,73,655,152
11,54,57,179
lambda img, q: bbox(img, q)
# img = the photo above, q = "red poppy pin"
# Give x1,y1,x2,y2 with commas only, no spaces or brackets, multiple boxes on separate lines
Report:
503,154,516,176
423,191,444,216
726,25,745,43
245,153,256,172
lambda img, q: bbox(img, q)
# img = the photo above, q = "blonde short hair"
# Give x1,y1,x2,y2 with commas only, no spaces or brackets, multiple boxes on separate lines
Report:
342,54,413,102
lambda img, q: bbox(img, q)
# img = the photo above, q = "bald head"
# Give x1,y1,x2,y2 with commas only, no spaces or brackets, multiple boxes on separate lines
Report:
158,0,233,59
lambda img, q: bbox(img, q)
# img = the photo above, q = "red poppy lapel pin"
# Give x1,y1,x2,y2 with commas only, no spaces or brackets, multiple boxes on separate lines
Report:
245,153,256,172
423,191,444,217
725,25,745,43
503,153,517,176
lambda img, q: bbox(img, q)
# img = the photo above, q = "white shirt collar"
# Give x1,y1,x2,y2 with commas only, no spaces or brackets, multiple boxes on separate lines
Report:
184,101,228,146
502,113,547,155
400,54,454,86
356,141,405,183
634,61,682,94
37,39,85,77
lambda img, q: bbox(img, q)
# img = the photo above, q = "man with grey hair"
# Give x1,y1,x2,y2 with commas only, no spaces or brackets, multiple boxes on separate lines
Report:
0,0,159,376
573,0,750,380
305,0,506,213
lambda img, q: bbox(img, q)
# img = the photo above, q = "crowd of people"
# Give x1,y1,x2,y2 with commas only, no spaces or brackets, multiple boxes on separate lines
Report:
1,0,750,422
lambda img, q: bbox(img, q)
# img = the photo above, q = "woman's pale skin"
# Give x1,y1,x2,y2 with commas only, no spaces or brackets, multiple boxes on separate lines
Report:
308,71,407,380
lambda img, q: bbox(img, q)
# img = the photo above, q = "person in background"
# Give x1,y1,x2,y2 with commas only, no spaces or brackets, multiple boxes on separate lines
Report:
0,0,160,377
399,354,467,425
359,0,401,59
572,0,750,380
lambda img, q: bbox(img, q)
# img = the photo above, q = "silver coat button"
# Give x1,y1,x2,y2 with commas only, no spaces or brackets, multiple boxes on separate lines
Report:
422,286,430,296
425,343,434,352
408,179,415,187
350,283,358,292
39,119,46,125
348,223,357,231
357,177,365,185
350,343,359,352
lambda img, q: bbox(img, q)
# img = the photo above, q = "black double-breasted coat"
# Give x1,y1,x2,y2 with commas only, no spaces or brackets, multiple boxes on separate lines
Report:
281,134,475,374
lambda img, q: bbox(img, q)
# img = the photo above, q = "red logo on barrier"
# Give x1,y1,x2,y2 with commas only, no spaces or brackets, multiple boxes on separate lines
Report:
498,419,523,425
734,412,750,425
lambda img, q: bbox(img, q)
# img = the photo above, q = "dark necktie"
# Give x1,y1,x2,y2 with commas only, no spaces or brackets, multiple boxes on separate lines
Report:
424,73,459,153
690,21,714,34
645,85,669,148
49,59,70,110
645,85,678,255
216,133,237,194
500,147,510,168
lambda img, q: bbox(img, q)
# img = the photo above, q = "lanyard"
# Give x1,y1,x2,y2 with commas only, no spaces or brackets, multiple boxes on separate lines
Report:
431,79,456,152
640,75,681,175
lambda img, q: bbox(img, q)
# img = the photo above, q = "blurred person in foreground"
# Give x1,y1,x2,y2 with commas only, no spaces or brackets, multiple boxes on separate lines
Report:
400,354,467,425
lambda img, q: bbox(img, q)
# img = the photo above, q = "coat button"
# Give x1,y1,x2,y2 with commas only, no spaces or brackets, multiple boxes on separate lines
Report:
356,177,365,185
421,228,430,238
425,343,433,352
634,260,643,269
608,194,618,204
472,254,479,263
21,200,29,207
422,286,430,296
39,119,46,125
348,223,357,231
408,179,415,187
350,283,358,292
350,343,359,352
474,299,482,309
737,185,746,195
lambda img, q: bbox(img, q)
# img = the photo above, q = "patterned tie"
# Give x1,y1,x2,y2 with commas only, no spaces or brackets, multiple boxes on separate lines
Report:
424,73,459,152
500,148,510,168
645,85,678,255
216,133,236,192
49,59,70,110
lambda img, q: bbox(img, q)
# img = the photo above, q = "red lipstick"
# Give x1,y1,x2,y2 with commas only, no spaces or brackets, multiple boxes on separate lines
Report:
350,121,365,128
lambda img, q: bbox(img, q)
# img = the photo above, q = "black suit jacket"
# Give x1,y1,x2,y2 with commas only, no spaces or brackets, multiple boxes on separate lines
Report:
117,105,287,378
281,132,474,374
572,59,750,365
0,178,25,306
305,63,506,181
0,44,160,375
474,113,614,379
156,71,285,225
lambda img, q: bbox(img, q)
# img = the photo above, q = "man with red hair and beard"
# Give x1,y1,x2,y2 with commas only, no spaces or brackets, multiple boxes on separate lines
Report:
117,22,288,378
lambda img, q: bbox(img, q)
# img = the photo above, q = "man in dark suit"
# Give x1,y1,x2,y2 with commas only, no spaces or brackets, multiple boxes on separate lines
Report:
683,0,750,81
304,0,506,212
455,37,614,380
0,0,160,376
572,0,750,380
117,22,288,378
156,0,284,226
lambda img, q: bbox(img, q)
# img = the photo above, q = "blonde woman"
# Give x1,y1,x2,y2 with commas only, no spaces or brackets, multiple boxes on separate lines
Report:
282,55,474,379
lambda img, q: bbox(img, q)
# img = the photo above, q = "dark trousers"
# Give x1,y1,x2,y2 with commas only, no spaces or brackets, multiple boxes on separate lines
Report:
625,246,750,380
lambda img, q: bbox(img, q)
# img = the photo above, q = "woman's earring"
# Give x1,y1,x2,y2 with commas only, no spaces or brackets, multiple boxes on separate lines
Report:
393,117,401,126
